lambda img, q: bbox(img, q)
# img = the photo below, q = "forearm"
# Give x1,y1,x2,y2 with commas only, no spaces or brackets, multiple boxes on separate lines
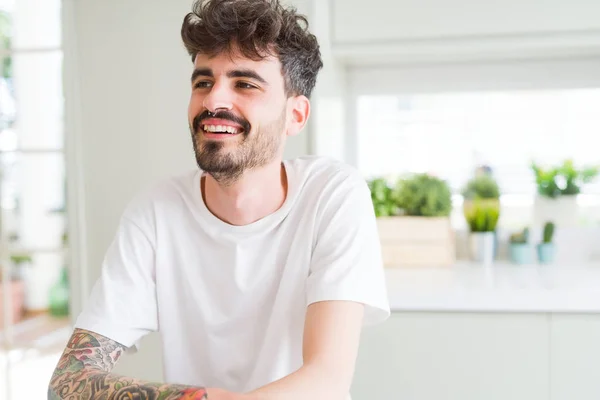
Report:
248,364,347,400
49,368,208,399
48,329,208,399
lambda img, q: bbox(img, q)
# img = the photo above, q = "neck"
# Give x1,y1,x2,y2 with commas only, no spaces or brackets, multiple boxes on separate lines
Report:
202,159,288,226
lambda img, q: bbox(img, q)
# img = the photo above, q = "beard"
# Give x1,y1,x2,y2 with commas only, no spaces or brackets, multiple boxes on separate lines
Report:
190,107,286,185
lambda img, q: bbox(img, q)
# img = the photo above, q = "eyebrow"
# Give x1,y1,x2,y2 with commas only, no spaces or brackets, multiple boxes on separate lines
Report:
191,68,268,85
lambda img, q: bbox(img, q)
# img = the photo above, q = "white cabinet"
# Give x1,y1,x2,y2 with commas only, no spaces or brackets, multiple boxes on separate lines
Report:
327,0,600,65
351,312,550,400
352,312,600,400
550,314,600,400
331,0,600,44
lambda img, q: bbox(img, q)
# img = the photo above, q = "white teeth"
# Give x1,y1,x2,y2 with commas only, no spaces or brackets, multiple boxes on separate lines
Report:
203,124,240,134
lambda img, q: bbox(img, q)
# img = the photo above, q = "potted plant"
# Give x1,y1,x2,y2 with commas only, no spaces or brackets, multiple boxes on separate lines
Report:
537,221,556,264
369,173,455,267
10,252,33,280
462,174,501,202
462,174,501,263
508,227,532,265
368,178,396,217
464,200,500,265
531,160,598,227
393,173,453,218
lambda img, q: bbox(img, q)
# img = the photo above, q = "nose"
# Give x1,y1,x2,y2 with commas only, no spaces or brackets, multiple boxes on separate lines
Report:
202,81,234,113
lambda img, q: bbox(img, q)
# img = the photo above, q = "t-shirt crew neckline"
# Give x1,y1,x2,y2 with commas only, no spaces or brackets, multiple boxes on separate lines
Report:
192,160,298,235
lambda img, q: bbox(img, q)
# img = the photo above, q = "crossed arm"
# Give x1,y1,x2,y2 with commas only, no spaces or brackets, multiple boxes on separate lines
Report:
48,301,364,400
47,329,210,399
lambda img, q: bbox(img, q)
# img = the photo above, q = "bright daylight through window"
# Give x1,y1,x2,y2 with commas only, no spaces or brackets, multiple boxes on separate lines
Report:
1,0,67,399
358,89,600,196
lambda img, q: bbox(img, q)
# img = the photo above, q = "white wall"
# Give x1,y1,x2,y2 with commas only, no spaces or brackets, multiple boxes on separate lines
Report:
64,0,192,380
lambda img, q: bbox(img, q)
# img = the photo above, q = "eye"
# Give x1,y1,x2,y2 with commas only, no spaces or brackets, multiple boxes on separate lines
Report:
236,81,258,89
194,81,212,89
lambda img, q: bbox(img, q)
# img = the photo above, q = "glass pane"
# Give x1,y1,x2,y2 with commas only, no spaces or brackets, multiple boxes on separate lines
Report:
0,55,16,136
0,5,13,51
13,0,60,49
1,152,66,250
11,51,63,150
357,88,600,195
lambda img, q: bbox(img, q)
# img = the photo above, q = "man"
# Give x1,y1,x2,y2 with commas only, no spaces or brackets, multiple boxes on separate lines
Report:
48,0,390,399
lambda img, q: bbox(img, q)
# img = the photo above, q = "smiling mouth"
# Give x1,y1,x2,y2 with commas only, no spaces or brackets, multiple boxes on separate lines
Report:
201,124,244,136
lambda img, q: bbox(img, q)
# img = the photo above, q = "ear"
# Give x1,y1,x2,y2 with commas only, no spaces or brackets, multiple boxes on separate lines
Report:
287,95,310,137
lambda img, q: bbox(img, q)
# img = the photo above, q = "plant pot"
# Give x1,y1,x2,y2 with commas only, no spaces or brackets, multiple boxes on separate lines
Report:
469,232,495,265
377,216,455,267
537,243,556,264
509,244,533,265
0,279,25,327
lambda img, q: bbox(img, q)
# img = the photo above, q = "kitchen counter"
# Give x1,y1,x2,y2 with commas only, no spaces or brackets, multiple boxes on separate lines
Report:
385,261,600,313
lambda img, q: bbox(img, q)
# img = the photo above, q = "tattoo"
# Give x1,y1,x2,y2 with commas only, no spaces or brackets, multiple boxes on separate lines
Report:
49,329,208,400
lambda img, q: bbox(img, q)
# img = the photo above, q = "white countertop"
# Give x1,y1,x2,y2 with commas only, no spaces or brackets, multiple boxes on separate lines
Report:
385,261,600,313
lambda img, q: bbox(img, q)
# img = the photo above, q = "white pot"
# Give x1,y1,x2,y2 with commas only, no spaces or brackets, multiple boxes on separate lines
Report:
533,195,578,228
469,232,495,265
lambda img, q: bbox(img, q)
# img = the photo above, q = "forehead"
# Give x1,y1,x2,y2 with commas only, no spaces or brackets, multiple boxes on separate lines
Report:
193,50,284,82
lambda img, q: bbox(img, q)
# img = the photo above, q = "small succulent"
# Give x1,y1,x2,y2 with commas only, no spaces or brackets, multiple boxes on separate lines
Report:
542,221,555,244
509,227,530,244
464,199,500,232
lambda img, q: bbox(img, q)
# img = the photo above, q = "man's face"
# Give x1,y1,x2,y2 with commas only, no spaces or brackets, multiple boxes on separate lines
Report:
188,49,295,181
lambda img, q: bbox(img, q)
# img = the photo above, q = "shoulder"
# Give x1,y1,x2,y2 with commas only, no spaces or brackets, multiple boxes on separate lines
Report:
288,155,367,194
288,156,371,217
120,169,199,226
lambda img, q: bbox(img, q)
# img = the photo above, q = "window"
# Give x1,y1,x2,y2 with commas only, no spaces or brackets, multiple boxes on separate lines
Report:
356,89,600,196
347,58,600,228
0,0,65,256
1,1,66,398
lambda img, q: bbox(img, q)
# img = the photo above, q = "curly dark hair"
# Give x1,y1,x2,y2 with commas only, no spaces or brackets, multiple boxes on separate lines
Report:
181,0,323,98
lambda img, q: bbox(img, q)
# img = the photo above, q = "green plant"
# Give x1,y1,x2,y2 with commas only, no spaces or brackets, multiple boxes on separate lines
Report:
462,175,500,200
531,160,599,198
542,221,555,243
393,173,452,217
509,227,530,244
367,178,396,217
464,199,500,232
6,252,32,280
10,253,32,265
0,11,12,78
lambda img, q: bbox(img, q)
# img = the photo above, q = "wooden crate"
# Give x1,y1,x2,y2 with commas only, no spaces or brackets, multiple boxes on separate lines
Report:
377,216,456,267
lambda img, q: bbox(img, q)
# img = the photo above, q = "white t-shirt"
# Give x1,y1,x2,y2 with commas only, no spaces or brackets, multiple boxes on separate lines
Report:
75,155,390,394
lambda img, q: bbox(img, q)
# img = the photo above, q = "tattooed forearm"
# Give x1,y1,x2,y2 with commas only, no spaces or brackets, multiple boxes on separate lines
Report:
48,329,208,399
48,373,208,399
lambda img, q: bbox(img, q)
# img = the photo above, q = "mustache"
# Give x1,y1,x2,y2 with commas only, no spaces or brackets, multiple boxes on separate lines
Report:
193,110,251,134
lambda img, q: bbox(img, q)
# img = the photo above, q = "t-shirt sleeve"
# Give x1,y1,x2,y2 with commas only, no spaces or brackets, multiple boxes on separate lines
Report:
74,212,158,350
306,174,391,326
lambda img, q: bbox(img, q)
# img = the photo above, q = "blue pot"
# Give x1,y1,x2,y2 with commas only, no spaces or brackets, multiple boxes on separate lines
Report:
509,244,533,265
537,243,555,264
